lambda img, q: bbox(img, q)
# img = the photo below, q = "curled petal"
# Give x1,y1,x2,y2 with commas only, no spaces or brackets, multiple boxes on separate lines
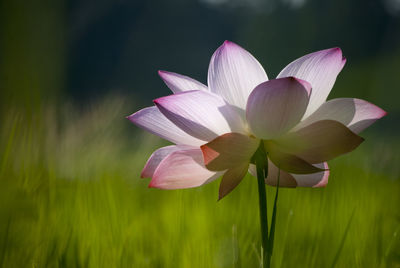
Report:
265,160,298,187
276,120,364,163
293,162,330,187
248,163,297,187
141,145,192,178
219,163,249,200
127,106,204,146
208,40,268,109
278,48,345,117
264,141,325,174
154,90,246,142
201,133,259,171
158,70,208,93
246,77,311,139
150,148,222,189
249,161,329,188
295,98,387,134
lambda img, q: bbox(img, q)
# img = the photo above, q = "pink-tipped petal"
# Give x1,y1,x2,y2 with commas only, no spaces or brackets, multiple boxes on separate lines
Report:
158,70,208,93
276,120,364,164
150,148,222,189
127,106,204,146
200,133,259,171
246,77,311,139
141,145,193,178
292,162,329,187
208,40,268,109
278,48,345,117
154,90,246,142
218,163,249,200
295,98,387,134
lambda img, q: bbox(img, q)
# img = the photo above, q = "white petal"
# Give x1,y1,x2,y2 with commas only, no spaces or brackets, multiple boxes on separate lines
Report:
158,70,208,93
208,40,268,110
127,106,204,146
150,148,223,189
278,48,345,117
141,145,193,178
294,98,387,134
154,90,246,142
246,77,311,139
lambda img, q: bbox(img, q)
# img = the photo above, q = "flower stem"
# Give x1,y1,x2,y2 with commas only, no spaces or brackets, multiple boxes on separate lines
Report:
253,142,280,268
256,161,269,268
254,142,270,268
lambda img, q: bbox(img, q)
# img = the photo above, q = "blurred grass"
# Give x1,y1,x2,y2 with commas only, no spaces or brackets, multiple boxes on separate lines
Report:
0,98,399,268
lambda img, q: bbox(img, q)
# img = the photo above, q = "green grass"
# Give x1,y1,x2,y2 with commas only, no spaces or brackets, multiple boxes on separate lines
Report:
0,98,399,268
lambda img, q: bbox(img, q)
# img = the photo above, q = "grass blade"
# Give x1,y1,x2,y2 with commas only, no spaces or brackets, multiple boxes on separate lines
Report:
268,168,280,259
330,208,355,268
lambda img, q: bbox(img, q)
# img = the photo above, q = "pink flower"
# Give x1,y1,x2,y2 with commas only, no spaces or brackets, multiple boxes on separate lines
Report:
127,41,386,199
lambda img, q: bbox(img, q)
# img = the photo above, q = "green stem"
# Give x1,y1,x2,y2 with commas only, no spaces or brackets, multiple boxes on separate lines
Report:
253,142,280,268
255,155,269,268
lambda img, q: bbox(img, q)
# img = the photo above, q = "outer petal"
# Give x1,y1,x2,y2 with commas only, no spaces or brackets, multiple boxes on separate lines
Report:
200,133,259,171
141,145,192,178
278,48,345,117
246,77,311,139
208,40,268,110
219,163,249,200
158,70,208,93
150,148,222,189
264,141,325,174
127,106,204,146
154,90,246,142
248,161,328,187
276,120,364,163
294,98,387,134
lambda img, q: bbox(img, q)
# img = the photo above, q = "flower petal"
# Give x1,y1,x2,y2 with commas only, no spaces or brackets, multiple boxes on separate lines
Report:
246,77,311,139
208,40,268,109
150,148,222,189
264,141,325,174
276,120,364,163
200,133,259,171
154,90,246,142
127,106,204,146
158,70,208,93
295,98,387,134
292,162,330,187
218,163,249,200
141,145,193,178
248,163,298,187
277,48,345,117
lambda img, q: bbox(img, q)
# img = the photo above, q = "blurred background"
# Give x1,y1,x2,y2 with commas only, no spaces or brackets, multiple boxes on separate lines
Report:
0,0,399,267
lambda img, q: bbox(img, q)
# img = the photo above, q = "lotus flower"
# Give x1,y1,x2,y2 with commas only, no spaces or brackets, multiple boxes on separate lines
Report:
128,41,386,199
